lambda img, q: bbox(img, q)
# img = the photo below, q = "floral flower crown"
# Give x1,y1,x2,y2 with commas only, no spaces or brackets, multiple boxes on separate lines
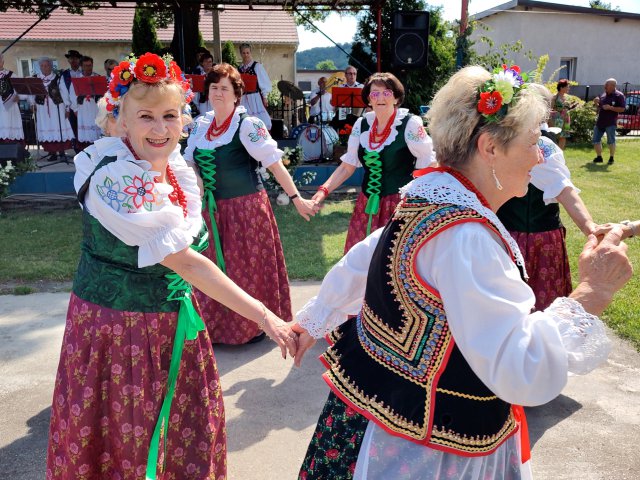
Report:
104,52,194,118
477,64,530,123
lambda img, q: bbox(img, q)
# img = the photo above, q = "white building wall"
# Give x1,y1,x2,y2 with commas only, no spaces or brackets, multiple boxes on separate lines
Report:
471,7,640,86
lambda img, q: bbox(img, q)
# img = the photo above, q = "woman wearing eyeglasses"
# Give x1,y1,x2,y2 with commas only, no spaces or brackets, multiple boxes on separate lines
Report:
312,72,434,253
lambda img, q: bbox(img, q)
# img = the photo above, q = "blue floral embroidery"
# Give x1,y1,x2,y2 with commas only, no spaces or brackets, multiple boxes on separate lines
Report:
96,176,128,211
538,138,557,160
248,120,269,142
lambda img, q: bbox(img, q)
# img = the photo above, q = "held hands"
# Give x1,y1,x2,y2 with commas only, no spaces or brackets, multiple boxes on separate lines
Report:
593,221,637,241
291,323,317,368
576,227,633,314
292,196,321,221
262,308,299,359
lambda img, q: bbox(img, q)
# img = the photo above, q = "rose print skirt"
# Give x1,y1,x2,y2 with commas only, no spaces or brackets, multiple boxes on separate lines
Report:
509,228,572,311
299,392,369,480
46,294,227,480
344,192,402,254
195,190,292,345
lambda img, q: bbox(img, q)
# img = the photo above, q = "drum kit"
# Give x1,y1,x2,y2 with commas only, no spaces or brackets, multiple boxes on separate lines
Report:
277,74,346,163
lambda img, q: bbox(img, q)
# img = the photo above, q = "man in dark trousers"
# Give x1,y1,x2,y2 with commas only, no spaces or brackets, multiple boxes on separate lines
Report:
592,78,626,165
61,49,83,151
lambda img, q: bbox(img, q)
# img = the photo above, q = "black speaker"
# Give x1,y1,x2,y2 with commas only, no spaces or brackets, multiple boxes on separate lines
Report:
0,143,26,168
270,118,285,139
392,11,430,69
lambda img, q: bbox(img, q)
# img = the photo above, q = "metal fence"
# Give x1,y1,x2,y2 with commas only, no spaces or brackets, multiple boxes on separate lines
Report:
571,82,640,101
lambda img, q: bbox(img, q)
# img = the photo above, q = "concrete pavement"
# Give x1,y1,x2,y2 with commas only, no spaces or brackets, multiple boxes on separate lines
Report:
0,282,639,479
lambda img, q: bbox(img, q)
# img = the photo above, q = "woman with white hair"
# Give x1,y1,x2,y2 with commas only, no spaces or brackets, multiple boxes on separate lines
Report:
30,57,74,161
291,65,632,479
0,52,25,144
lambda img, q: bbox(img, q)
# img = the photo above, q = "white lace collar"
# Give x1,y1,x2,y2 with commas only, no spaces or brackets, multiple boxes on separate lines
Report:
196,105,247,147
400,169,527,274
359,107,409,152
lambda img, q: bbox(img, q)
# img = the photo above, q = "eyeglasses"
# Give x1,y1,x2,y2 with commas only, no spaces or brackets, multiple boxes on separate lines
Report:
369,89,393,100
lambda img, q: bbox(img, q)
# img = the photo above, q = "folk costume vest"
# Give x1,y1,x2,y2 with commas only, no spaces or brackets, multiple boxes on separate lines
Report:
498,184,562,233
239,62,260,95
0,70,13,103
35,74,64,106
322,196,521,457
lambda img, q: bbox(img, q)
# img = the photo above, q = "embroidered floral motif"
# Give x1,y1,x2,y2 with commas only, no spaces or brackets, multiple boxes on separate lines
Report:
407,125,427,142
96,176,128,211
538,137,556,160
122,173,156,211
248,120,268,142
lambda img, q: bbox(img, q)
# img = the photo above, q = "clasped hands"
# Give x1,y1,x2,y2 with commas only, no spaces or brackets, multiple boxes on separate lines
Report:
260,311,316,366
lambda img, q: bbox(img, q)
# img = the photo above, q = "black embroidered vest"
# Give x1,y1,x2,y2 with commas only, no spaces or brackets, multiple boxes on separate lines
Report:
0,71,13,102
322,197,519,456
35,74,64,106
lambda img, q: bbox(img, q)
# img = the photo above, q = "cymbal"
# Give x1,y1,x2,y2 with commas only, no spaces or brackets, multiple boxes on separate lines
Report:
277,80,305,101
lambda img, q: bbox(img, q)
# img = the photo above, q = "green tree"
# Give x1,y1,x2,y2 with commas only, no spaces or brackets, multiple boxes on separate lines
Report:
316,59,337,70
349,0,456,112
221,41,238,67
469,21,534,70
589,1,620,10
131,5,163,56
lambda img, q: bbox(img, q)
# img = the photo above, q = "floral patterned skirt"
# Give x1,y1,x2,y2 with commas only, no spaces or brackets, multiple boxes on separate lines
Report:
299,392,369,480
344,192,402,254
509,228,572,311
195,190,292,345
46,293,227,480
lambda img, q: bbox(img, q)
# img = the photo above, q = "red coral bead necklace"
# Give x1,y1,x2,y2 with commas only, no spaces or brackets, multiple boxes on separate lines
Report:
205,108,235,140
369,108,397,150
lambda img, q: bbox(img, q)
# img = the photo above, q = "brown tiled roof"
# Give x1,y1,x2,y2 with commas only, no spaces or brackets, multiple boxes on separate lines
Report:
0,5,298,44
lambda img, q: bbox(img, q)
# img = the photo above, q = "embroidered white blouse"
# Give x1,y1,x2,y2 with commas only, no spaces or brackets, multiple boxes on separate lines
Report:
183,105,282,169
530,135,579,204
341,108,435,169
296,170,611,480
74,137,203,268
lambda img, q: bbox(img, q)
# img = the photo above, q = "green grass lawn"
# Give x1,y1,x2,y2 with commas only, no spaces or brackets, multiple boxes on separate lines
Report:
1,139,639,347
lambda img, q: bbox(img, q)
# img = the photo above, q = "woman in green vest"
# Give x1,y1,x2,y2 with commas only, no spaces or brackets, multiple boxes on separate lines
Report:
311,72,434,253
183,63,319,345
46,53,298,480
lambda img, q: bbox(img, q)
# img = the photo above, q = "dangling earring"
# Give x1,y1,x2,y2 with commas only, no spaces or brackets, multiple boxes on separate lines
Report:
492,167,503,191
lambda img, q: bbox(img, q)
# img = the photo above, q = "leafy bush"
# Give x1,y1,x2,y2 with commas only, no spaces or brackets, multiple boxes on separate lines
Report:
0,154,36,202
569,100,597,144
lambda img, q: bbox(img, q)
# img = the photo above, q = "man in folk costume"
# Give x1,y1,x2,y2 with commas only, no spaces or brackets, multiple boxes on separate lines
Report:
0,52,25,144
69,56,102,150
238,43,272,129
61,49,83,150
30,57,74,161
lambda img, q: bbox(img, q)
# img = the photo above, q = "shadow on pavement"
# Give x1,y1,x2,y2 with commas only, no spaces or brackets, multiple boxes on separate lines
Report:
526,394,582,448
0,407,50,479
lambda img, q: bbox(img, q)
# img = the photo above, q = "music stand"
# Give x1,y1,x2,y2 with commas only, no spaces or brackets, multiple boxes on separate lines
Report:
71,75,108,97
185,74,205,93
12,78,48,162
331,87,366,110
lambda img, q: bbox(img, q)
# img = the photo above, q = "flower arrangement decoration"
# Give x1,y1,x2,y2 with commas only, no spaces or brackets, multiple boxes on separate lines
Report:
0,154,36,204
104,53,194,118
338,124,353,146
259,146,317,197
477,64,530,122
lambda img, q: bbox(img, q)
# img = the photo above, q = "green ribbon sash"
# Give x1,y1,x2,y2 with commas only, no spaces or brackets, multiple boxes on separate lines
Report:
193,148,226,273
145,232,209,479
363,149,383,236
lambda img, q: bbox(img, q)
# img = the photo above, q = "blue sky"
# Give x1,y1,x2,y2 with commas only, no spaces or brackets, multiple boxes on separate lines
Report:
297,0,640,51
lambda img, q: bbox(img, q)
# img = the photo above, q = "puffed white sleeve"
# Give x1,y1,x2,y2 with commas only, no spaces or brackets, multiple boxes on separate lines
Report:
255,63,272,94
417,222,610,406
296,227,384,338
404,114,434,169
82,159,197,268
183,116,206,165
340,116,363,168
239,116,282,168
529,137,578,204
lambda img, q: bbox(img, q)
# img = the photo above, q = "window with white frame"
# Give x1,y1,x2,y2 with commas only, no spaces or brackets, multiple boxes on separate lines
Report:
560,57,577,81
18,58,60,77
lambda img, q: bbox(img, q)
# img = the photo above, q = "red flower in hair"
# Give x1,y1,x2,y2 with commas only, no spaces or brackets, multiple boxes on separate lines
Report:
111,61,133,85
167,61,183,81
502,64,521,74
478,91,503,115
134,53,167,84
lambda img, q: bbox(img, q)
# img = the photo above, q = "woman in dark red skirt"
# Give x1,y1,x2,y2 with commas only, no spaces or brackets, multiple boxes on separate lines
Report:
311,72,434,254
184,63,319,345
46,53,298,480
497,126,599,310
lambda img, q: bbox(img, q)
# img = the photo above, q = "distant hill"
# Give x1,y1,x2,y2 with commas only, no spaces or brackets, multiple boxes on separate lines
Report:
296,43,353,70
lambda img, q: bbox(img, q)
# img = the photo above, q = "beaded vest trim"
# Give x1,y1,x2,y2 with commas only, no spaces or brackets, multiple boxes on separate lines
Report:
323,196,519,455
